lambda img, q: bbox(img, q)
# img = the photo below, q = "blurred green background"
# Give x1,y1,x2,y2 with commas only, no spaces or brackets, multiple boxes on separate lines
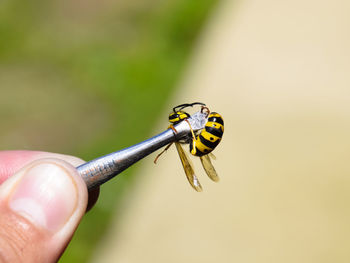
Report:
0,0,219,262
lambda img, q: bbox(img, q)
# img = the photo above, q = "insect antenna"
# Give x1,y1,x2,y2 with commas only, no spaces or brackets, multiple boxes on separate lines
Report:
173,102,206,113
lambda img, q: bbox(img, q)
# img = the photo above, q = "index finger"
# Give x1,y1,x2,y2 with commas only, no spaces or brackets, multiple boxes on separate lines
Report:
0,151,85,184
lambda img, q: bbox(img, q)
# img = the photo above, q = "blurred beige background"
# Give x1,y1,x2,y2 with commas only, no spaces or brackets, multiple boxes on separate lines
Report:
92,0,350,262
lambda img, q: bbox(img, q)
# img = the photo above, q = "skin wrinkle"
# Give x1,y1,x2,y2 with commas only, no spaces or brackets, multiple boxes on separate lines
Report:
0,151,39,182
0,164,18,184
0,152,43,183
0,250,5,263
0,209,49,263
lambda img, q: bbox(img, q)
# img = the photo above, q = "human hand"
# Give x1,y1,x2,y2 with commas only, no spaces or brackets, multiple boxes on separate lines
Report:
0,151,99,262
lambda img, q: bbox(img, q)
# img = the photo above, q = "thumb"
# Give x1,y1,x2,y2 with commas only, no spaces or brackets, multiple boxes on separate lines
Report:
0,158,88,262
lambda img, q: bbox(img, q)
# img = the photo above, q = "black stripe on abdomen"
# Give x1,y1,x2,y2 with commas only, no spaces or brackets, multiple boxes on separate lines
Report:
208,115,224,125
205,126,223,137
199,134,220,149
189,140,207,157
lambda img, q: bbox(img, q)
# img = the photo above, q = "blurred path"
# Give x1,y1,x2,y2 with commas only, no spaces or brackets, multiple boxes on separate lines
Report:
92,0,350,262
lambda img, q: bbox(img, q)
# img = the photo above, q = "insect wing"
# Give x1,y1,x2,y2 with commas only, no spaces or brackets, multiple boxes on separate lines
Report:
200,154,219,182
175,142,203,192
208,152,216,160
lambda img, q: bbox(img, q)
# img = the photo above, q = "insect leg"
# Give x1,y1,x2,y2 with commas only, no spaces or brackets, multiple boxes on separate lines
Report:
154,142,174,164
154,124,178,164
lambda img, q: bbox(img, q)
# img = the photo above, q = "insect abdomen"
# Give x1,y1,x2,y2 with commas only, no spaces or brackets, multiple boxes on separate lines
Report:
190,112,224,157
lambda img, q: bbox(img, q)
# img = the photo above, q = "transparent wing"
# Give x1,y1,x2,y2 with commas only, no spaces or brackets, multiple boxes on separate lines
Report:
208,152,216,160
175,142,203,192
200,154,219,182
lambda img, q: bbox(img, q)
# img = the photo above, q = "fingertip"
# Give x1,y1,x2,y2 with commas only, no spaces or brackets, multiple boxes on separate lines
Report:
0,158,90,262
5,159,89,233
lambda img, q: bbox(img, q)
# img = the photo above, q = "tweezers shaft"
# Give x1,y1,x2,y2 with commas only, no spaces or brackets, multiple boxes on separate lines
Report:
77,128,175,190
77,111,207,190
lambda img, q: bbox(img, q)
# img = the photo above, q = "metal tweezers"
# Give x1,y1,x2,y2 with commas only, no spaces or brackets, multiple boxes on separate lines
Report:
77,111,208,190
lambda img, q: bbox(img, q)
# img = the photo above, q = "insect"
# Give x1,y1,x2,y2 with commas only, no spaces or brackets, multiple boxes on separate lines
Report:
155,102,224,191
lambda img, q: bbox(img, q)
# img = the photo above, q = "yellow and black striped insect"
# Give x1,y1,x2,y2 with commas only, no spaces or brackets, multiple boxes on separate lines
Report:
188,112,224,188
155,102,224,192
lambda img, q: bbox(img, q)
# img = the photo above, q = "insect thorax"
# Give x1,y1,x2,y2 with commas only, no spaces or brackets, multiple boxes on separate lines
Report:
168,111,191,124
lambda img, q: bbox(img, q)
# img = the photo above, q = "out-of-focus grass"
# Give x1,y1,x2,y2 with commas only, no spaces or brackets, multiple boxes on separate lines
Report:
0,0,219,262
